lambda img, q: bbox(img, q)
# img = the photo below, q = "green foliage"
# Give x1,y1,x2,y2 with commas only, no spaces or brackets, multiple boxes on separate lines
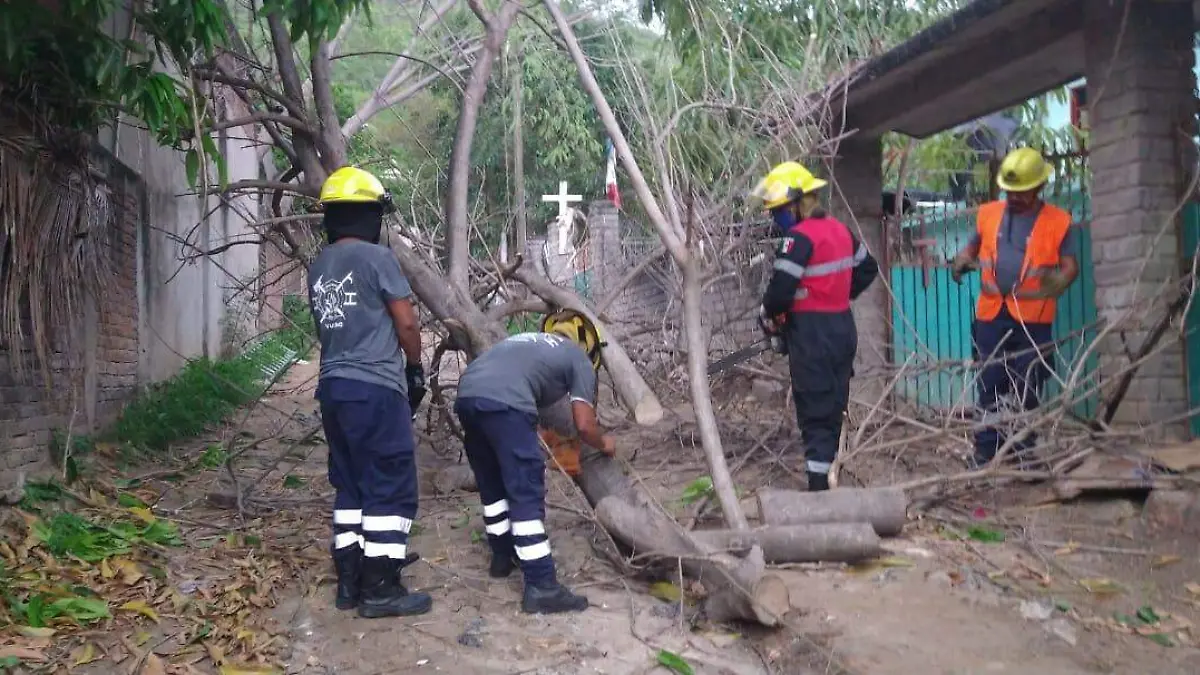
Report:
505,313,543,335
1,0,228,177
32,512,181,562
107,300,313,455
678,476,714,505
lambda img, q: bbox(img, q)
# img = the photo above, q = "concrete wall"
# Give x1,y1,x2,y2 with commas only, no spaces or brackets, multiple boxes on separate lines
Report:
828,137,890,398
1084,0,1197,432
103,94,264,382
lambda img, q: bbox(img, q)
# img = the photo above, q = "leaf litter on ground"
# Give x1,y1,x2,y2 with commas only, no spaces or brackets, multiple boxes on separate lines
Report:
0,478,305,673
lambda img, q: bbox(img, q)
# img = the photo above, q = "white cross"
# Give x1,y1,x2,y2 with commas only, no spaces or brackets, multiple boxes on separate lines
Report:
542,181,582,254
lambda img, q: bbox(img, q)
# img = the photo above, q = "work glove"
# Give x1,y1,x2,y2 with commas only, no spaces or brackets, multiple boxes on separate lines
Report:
1036,269,1072,298
406,363,427,414
757,305,782,336
950,254,977,284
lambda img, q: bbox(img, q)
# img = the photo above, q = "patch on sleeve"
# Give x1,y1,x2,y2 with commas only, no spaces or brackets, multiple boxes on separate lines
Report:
779,237,794,255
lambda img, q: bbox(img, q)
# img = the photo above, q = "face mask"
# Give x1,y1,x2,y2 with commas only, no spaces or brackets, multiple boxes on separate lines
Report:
771,207,797,233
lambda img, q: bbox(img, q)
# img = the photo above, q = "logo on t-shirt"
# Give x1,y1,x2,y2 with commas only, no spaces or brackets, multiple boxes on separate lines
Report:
312,272,358,329
509,333,565,348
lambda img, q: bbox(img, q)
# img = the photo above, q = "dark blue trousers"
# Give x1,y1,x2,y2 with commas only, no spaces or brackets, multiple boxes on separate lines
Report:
973,308,1055,463
453,396,555,587
318,377,417,560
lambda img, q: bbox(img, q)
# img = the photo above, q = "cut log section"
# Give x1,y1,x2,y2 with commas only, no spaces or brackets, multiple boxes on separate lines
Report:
758,487,908,538
595,489,790,626
690,523,882,564
541,397,790,626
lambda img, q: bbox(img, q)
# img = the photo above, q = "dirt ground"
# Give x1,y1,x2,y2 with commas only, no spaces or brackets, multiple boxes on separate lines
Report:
16,358,1200,674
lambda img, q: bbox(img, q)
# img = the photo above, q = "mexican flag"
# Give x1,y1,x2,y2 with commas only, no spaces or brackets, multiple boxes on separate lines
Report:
604,137,621,209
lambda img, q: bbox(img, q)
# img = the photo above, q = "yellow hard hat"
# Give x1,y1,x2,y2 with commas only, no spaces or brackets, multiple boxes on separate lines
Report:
996,148,1052,193
319,166,395,212
541,309,603,371
750,161,828,210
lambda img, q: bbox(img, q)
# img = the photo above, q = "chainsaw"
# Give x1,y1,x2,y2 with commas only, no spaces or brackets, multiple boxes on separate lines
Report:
708,311,788,375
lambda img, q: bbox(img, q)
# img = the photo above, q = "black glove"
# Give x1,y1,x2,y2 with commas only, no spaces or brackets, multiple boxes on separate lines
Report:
757,305,781,336
406,363,426,414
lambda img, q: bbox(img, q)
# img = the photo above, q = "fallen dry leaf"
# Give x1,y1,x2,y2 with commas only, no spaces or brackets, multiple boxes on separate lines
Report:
1184,582,1200,596
143,653,168,675
1152,555,1182,569
0,646,47,661
1054,541,1081,556
16,626,56,638
1079,578,1124,595
71,642,101,667
128,507,156,524
120,600,161,623
117,559,145,585
218,665,281,675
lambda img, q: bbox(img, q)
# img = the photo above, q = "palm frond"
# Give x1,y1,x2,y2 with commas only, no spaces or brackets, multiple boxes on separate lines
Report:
0,118,117,393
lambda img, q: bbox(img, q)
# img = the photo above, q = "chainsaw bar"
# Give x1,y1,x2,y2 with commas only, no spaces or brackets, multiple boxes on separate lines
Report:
707,338,772,376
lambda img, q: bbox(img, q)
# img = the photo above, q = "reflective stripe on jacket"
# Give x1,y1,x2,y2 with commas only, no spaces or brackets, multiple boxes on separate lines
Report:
976,201,1071,324
786,217,856,313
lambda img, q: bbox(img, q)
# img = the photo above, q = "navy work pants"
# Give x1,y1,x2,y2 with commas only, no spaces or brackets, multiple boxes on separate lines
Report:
318,377,418,561
453,396,556,587
972,307,1055,463
786,310,857,476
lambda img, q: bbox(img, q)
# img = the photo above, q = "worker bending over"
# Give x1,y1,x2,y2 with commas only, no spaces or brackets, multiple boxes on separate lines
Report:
951,148,1079,468
308,167,431,619
752,162,879,491
454,311,614,614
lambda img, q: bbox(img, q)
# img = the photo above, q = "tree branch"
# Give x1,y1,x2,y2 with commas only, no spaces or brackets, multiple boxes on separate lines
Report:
206,112,314,135
342,0,462,138
446,0,521,292
311,38,347,169
266,12,323,184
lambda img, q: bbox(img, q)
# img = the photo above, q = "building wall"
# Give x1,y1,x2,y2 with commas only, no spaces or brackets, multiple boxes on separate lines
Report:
1084,0,1197,433
0,154,142,488
1,96,264,489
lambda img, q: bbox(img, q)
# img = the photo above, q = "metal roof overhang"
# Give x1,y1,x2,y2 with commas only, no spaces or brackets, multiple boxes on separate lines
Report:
834,0,1085,139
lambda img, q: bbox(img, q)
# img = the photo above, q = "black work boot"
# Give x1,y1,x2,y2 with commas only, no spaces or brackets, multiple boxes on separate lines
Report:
332,546,362,610
521,580,588,614
806,471,830,492
489,553,518,578
487,533,517,578
357,556,433,618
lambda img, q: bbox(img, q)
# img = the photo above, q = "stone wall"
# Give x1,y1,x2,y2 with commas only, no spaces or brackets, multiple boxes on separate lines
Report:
1084,0,1197,431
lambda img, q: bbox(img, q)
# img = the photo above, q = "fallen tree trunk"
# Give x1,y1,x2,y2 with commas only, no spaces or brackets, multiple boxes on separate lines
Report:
758,487,909,537
542,400,789,625
596,495,790,625
690,523,882,564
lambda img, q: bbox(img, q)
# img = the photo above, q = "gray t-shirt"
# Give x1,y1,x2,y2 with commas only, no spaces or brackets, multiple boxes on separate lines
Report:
307,239,412,395
970,206,1079,295
457,333,598,414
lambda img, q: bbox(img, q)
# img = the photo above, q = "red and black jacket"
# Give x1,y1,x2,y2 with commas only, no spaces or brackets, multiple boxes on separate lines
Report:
761,216,879,318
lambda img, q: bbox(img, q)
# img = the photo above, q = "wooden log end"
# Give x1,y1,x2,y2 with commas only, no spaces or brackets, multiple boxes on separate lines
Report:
632,397,665,426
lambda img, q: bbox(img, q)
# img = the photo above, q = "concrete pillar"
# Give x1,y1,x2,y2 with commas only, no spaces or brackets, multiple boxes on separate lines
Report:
1085,0,1196,432
828,137,889,397
587,200,621,300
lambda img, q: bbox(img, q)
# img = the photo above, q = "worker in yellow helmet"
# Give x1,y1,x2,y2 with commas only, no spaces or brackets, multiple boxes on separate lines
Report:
950,147,1079,468
453,309,614,614
308,166,432,618
751,162,879,491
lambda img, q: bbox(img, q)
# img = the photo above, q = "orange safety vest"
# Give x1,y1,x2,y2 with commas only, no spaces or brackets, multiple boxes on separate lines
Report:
975,201,1071,324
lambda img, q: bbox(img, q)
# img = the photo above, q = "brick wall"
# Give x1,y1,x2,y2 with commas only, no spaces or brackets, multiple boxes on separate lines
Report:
1084,0,1196,431
0,152,142,489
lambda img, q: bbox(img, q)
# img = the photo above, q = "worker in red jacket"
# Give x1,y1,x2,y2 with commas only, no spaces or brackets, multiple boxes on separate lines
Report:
752,162,879,491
